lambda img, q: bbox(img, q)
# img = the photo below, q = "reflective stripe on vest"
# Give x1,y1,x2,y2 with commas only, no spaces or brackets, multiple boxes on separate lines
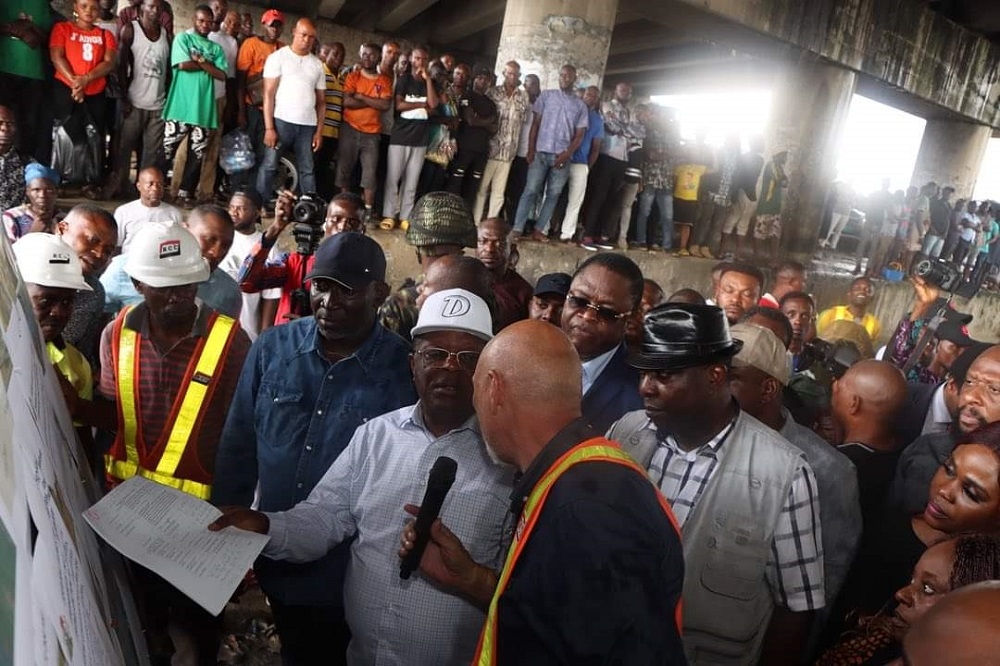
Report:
104,309,237,500
472,438,682,665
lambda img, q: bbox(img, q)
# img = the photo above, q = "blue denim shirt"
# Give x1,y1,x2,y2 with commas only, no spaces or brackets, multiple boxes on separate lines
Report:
212,317,416,605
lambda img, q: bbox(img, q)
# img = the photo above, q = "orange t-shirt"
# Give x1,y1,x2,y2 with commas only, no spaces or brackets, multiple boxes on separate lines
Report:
236,36,283,103
343,70,392,135
49,21,117,96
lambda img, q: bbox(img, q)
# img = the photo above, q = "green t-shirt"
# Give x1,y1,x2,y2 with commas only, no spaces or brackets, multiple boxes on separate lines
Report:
0,0,53,80
163,32,226,128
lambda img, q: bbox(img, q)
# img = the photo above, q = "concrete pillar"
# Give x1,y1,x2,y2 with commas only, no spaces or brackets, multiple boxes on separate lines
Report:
765,59,857,260
910,119,991,199
493,0,618,89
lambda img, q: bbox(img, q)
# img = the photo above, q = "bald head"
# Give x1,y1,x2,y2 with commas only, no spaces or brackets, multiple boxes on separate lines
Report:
832,359,907,448
291,19,317,56
417,255,492,310
903,581,1000,665
474,321,582,470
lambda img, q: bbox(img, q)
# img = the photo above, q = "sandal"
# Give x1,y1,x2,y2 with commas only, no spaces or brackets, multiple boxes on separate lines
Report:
379,217,396,231
673,248,691,257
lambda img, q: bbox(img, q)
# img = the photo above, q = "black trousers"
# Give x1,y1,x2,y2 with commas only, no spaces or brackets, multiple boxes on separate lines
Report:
504,156,529,222
582,154,626,238
270,601,350,666
0,72,49,163
133,565,223,666
447,148,488,211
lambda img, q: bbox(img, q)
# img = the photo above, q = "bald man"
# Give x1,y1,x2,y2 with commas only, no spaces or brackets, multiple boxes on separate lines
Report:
113,167,184,252
415,254,495,318
831,360,908,517
398,320,686,664
257,18,326,198
903,581,1000,665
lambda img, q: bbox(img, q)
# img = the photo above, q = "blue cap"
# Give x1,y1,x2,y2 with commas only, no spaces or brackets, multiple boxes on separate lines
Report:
24,163,60,186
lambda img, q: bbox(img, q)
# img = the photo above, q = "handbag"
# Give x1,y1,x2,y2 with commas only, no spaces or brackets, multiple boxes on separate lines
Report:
51,105,103,185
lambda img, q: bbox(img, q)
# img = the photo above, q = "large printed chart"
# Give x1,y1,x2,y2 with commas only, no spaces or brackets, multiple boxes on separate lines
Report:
0,234,141,665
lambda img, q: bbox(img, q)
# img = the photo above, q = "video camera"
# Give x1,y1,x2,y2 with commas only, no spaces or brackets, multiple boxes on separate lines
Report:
912,258,963,293
291,193,327,256
798,338,861,380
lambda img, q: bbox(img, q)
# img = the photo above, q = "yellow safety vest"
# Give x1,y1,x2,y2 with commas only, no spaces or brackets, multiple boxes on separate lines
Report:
104,308,237,500
472,437,682,665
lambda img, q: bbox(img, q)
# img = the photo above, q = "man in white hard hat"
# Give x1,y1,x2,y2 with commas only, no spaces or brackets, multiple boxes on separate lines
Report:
63,222,251,666
210,288,514,666
15,232,94,404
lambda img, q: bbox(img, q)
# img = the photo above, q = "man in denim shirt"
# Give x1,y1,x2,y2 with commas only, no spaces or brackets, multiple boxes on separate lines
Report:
212,231,416,666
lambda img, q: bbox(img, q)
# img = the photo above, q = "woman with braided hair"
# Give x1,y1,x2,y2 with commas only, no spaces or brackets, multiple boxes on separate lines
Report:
816,533,1000,665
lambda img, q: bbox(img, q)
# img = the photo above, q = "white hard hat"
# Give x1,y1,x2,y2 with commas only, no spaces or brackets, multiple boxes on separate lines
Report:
412,288,493,341
124,222,209,288
13,233,92,291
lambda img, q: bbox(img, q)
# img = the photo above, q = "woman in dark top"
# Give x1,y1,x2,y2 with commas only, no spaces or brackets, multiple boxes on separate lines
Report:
857,422,1000,613
816,533,1000,665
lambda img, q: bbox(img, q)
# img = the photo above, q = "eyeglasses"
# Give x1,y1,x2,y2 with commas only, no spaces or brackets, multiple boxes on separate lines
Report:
415,347,480,372
566,295,631,322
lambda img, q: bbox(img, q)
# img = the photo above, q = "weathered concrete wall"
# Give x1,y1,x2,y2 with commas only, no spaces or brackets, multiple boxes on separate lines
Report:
370,229,1000,345
910,119,992,199
493,0,618,89
673,0,1000,129
766,59,857,259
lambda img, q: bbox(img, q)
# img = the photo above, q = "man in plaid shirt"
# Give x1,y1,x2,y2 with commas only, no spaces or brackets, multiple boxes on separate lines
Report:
608,302,825,665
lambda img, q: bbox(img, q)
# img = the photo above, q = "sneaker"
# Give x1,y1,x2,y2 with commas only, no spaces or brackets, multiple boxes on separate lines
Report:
595,238,614,250
579,237,599,251
648,244,662,253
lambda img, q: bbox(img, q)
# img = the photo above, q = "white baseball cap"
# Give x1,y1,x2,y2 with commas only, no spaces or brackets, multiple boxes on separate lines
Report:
411,288,493,341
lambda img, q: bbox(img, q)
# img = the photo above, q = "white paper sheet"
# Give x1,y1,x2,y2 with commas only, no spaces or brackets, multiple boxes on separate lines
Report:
82,477,270,616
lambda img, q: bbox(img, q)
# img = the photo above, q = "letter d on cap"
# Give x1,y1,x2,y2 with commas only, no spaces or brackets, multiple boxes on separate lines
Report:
440,294,471,317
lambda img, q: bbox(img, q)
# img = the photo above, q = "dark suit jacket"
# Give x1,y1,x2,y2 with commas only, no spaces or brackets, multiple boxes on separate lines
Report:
888,431,957,514
581,345,643,435
895,381,940,449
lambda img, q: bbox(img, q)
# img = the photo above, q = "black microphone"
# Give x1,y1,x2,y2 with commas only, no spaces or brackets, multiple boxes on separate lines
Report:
400,456,458,580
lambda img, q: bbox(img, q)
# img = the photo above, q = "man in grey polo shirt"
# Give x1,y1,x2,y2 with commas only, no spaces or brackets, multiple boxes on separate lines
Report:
510,64,587,243
727,323,861,618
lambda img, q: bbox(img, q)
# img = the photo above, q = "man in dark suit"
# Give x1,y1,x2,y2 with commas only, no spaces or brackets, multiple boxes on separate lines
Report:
561,253,643,433
894,342,989,449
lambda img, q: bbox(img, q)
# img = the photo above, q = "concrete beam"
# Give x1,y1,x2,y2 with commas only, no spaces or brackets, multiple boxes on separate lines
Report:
375,0,439,32
609,29,693,56
429,1,505,44
314,0,347,20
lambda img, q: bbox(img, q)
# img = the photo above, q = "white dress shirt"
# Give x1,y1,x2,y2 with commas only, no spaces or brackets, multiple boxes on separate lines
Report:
264,404,515,665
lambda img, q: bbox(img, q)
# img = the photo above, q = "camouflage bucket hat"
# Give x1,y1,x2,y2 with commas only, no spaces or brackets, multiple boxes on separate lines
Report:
406,192,477,248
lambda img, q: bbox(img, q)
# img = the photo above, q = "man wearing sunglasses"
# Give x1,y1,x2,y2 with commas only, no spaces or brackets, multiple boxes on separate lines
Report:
561,253,644,433
211,288,514,666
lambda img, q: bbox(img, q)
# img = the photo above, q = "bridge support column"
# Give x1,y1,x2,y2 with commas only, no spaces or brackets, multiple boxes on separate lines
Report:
493,0,618,89
910,119,991,199
766,59,856,261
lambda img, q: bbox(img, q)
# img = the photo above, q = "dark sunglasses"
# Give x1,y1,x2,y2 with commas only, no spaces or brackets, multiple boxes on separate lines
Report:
566,295,631,322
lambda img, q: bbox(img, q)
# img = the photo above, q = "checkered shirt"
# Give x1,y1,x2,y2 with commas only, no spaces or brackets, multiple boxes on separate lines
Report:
648,419,825,612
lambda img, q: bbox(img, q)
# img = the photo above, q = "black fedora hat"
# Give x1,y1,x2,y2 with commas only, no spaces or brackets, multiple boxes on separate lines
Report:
629,303,744,371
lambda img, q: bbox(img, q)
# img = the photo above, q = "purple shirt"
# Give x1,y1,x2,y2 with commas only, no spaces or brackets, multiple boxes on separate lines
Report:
533,89,588,155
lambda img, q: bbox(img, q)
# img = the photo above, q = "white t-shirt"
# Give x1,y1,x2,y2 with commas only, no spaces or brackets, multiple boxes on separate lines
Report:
113,199,184,252
209,30,238,100
219,230,281,340
263,46,325,127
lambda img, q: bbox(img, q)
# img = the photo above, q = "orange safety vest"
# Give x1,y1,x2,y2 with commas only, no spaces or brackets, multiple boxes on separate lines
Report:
472,437,683,665
104,307,237,499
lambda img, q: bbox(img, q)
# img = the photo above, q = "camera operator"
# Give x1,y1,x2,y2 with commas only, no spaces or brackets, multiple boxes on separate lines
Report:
885,275,976,384
237,189,365,324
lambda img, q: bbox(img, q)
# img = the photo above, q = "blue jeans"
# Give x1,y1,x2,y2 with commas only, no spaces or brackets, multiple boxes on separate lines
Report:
635,187,674,247
513,152,571,234
257,118,316,198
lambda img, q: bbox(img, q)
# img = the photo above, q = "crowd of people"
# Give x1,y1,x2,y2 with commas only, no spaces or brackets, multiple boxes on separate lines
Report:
824,179,1000,288
1,0,798,263
5,2,1000,666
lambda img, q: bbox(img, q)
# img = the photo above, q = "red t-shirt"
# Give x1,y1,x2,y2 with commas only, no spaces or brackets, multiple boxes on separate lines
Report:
50,21,117,96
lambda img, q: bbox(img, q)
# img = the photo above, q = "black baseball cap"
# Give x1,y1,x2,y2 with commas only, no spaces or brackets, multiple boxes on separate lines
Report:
305,232,386,289
534,272,571,298
935,309,976,347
